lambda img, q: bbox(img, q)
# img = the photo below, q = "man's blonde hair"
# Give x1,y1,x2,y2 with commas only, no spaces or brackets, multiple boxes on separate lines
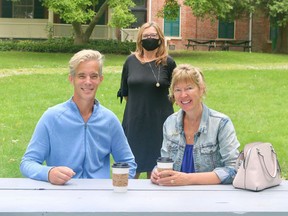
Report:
69,49,104,76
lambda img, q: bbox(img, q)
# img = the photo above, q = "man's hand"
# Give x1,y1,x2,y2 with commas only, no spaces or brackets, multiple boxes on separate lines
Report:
48,166,75,185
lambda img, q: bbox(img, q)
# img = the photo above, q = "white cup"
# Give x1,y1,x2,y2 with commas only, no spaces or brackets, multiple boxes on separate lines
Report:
157,157,174,177
112,162,130,193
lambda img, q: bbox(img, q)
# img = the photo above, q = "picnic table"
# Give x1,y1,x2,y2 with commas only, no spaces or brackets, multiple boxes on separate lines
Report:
0,178,288,215
223,40,251,51
186,38,251,52
185,38,216,51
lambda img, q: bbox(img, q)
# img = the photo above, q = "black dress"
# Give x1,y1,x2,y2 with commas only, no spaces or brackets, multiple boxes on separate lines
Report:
120,54,176,172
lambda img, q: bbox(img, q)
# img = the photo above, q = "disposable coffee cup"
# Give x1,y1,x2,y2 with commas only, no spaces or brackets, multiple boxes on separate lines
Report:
157,157,174,177
112,162,130,193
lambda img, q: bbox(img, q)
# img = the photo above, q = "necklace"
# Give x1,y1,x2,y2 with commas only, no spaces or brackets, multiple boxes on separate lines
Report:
148,62,161,87
184,113,201,143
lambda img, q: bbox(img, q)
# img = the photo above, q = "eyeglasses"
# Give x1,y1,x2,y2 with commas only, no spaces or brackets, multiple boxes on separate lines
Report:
142,33,158,39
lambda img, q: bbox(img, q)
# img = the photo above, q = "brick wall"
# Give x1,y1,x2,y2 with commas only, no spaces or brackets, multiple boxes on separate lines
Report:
252,10,271,52
149,0,264,51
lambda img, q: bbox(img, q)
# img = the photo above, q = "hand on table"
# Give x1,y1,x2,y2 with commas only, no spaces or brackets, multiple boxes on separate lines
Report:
48,166,75,185
151,168,189,186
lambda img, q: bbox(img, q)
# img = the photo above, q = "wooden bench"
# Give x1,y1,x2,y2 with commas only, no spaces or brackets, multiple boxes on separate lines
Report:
186,39,251,52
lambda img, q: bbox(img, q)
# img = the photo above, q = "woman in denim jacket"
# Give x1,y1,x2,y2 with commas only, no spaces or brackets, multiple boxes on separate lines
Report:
151,64,240,186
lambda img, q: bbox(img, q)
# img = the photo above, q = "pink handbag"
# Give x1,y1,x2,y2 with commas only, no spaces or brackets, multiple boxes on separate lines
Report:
233,142,282,191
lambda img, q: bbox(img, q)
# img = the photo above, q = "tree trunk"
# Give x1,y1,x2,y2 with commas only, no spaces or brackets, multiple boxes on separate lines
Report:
71,1,109,45
72,22,85,45
83,1,109,42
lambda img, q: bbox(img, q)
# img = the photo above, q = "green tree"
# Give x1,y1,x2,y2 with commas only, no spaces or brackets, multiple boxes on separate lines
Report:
159,0,254,21
41,0,136,45
175,0,288,25
258,0,288,53
161,0,288,53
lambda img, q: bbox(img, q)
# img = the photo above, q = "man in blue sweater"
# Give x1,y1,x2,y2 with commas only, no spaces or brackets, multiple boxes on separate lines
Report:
20,49,137,185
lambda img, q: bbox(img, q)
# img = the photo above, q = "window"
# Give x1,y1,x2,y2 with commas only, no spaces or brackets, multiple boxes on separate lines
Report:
164,7,180,37
218,20,234,39
1,0,45,19
133,0,146,8
13,0,34,18
1,0,13,18
129,0,147,28
269,17,278,50
270,25,278,41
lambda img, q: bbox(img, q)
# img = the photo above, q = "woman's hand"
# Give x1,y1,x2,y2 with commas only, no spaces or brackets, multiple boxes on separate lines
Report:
151,169,190,186
156,170,190,186
150,167,160,184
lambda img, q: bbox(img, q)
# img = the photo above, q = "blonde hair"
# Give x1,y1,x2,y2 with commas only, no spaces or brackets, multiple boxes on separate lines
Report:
69,49,104,76
134,22,168,66
169,64,206,103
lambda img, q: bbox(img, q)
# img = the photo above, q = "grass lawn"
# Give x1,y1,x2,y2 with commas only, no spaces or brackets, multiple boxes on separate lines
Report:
0,50,287,179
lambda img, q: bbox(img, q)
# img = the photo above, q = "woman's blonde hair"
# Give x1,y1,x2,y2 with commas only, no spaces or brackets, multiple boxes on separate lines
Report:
134,22,168,66
169,64,206,103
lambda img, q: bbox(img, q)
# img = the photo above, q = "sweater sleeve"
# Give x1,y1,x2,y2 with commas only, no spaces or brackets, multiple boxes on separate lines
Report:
20,112,53,182
213,118,240,184
109,113,137,178
120,56,131,97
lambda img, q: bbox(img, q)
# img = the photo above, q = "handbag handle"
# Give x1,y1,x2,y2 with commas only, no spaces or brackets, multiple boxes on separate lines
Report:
257,146,279,178
235,151,244,170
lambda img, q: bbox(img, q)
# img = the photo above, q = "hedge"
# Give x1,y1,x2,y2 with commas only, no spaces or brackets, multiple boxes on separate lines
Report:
0,38,136,55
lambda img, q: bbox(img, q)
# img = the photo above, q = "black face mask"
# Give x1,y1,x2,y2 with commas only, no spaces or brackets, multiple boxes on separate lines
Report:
141,38,160,51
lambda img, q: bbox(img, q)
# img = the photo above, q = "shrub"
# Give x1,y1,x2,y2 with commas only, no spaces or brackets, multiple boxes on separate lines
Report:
0,38,136,54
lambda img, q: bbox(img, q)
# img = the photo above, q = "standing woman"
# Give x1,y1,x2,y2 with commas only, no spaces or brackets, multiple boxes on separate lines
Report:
119,22,176,179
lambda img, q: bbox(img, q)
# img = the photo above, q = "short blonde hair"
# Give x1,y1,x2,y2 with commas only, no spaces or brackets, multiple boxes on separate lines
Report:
69,49,104,76
169,64,206,103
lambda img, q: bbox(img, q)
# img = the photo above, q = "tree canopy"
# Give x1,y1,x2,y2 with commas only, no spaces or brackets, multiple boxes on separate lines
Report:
41,0,136,44
162,0,288,27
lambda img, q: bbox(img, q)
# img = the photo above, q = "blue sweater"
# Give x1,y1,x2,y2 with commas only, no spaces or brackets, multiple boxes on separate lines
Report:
20,98,137,181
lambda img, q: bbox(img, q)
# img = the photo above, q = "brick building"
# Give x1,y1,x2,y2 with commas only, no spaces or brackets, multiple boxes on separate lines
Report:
142,0,272,52
0,0,274,52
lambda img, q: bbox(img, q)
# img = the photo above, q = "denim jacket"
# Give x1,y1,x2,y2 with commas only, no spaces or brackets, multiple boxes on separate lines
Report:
161,104,240,184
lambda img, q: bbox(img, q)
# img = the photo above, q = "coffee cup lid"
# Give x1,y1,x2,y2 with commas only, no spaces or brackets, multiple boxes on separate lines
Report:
112,162,130,168
157,157,174,163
